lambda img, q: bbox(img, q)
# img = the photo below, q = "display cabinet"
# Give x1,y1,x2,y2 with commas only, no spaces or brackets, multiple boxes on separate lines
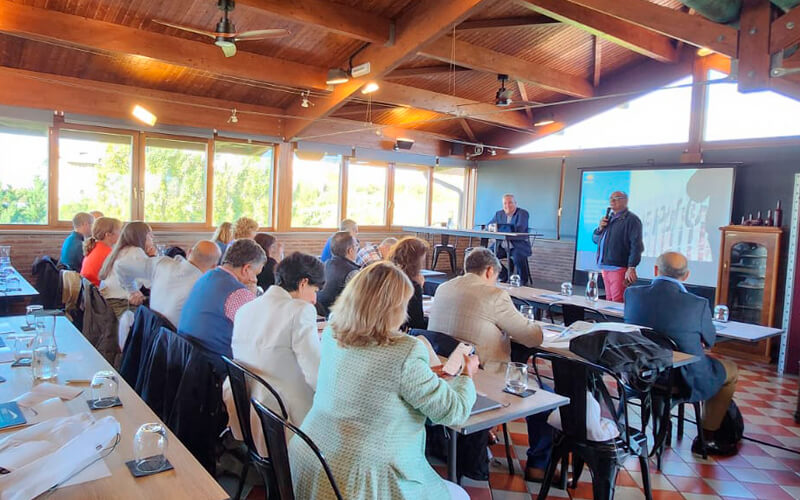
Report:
713,225,783,362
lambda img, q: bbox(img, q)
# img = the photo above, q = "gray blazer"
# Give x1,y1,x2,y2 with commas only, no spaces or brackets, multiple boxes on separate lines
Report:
624,278,726,401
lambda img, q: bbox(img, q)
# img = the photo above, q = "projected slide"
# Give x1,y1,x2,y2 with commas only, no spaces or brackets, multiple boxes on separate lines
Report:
576,167,734,287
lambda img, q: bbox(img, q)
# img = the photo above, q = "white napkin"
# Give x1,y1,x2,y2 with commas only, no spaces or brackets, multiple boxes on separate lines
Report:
547,391,620,442
0,414,120,500
14,383,84,408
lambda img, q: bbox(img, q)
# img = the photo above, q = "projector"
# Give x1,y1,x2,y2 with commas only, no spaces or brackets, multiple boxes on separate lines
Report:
351,62,371,79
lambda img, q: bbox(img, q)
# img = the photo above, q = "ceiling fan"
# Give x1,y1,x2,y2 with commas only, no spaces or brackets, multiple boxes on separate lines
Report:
153,0,291,58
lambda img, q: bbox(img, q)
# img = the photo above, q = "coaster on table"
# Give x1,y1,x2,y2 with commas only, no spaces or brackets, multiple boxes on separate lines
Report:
125,456,173,478
87,397,123,411
11,358,31,368
19,325,35,332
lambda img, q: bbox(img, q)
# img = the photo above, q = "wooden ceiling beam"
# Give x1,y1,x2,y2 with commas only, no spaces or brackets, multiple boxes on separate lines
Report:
281,0,494,142
456,15,559,31
513,0,678,63
516,81,535,120
419,35,594,98
0,0,329,91
385,65,472,79
0,66,284,136
564,0,739,57
236,0,391,44
737,0,771,92
770,6,800,53
368,81,533,130
459,119,478,141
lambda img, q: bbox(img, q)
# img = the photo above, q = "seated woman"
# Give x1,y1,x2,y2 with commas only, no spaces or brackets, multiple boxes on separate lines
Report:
98,221,156,318
212,222,233,256
290,261,478,500
387,236,429,330
223,252,325,455
254,232,284,291
80,217,121,287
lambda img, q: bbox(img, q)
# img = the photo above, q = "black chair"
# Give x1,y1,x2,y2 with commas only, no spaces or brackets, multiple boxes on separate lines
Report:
547,302,609,326
408,329,515,476
640,330,707,468
222,356,290,500
120,305,175,392
432,234,457,274
252,398,343,500
533,352,653,500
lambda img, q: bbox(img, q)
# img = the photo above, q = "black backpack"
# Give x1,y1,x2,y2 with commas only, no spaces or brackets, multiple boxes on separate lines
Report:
569,329,673,391
716,400,745,446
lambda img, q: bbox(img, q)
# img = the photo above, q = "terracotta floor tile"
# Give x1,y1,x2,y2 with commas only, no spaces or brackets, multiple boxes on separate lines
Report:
763,469,800,486
690,464,736,481
489,471,529,492
740,482,797,500
665,475,717,494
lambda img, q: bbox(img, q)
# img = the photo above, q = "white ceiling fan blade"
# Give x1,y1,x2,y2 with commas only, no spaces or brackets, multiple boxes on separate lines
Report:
151,19,218,39
235,29,291,41
218,42,237,57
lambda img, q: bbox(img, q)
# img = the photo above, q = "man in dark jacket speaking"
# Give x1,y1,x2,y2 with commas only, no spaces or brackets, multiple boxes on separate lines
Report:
591,191,643,302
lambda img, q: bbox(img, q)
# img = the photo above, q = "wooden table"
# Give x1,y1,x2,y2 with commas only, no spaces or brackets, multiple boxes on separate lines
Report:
0,315,227,499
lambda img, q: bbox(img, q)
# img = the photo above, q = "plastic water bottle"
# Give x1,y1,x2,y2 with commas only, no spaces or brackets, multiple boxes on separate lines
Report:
32,320,58,380
586,271,600,302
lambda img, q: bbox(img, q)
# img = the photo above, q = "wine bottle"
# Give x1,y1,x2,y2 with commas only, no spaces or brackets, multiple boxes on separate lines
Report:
765,209,773,226
774,200,783,227
755,210,763,226
740,215,746,225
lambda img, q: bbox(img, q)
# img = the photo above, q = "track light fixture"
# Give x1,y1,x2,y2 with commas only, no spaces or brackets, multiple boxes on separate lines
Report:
534,111,555,127
326,68,349,85
495,74,512,107
227,108,238,123
300,91,314,108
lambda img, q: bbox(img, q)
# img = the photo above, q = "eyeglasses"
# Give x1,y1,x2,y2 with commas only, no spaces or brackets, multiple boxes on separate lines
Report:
609,196,627,201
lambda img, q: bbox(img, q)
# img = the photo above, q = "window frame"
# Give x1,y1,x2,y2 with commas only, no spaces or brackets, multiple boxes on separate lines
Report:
389,163,432,228
344,158,390,229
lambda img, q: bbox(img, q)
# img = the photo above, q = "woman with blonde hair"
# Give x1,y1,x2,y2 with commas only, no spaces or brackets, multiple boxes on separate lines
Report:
80,217,122,287
232,217,259,240
289,261,478,500
388,236,430,331
99,221,155,317
212,222,233,255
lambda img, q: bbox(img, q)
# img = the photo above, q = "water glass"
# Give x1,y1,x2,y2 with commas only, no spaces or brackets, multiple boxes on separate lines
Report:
560,282,573,296
134,423,169,473
6,275,19,292
509,274,521,287
156,244,167,256
519,305,536,323
26,305,43,329
488,223,497,232
32,323,58,380
505,362,529,395
585,271,600,302
714,304,730,322
91,371,120,408
0,245,10,267
13,334,35,362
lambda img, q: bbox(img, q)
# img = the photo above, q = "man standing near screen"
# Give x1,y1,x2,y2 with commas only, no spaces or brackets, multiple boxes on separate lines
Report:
592,191,644,302
487,194,531,284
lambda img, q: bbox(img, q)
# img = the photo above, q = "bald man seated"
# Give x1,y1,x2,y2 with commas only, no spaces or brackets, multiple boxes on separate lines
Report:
117,240,221,327
624,251,739,456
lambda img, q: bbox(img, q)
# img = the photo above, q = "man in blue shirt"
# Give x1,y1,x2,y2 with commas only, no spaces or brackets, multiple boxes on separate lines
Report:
320,219,358,263
59,212,94,270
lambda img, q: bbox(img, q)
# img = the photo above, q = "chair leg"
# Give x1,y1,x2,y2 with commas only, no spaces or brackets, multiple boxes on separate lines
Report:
234,461,250,500
677,403,685,438
639,453,654,500
501,424,515,474
535,447,562,500
432,249,440,271
571,455,584,489
589,458,619,500
559,454,569,490
693,402,708,459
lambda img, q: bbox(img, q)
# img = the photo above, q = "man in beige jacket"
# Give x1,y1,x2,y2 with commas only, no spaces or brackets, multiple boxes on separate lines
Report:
428,247,552,482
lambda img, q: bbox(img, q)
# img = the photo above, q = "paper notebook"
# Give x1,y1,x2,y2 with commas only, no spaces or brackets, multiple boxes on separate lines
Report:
0,402,26,430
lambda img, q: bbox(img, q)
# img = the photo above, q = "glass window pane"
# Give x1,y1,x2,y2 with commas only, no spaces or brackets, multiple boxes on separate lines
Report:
432,167,467,228
144,137,208,223
291,152,341,228
346,161,387,226
511,76,693,153
704,69,800,141
213,141,273,226
58,129,133,221
393,166,428,226
0,118,49,224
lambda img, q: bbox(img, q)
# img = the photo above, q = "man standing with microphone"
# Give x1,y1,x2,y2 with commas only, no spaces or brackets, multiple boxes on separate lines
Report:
592,191,644,302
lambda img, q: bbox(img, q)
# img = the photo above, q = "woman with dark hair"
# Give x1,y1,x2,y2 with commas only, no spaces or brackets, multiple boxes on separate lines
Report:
254,232,284,291
387,236,430,330
99,221,156,317
223,252,325,455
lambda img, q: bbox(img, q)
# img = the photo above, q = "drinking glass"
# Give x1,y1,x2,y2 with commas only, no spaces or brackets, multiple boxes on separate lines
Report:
560,282,573,296
133,423,169,473
585,271,600,302
505,362,528,395
91,371,120,408
26,305,43,329
714,305,730,322
519,305,536,323
13,334,35,362
6,276,20,292
0,245,10,267
509,274,521,287
32,320,58,380
156,244,167,256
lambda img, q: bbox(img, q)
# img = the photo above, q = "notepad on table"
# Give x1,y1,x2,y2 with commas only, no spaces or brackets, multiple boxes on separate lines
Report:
470,395,502,416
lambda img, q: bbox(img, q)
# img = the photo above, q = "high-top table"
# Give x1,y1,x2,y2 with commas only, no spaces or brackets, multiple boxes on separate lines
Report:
0,315,227,499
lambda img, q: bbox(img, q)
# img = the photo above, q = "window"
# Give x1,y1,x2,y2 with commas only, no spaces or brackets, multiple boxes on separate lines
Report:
58,129,133,221
213,141,274,226
511,76,693,154
144,137,208,223
291,152,341,228
0,118,49,224
431,167,467,227
392,166,428,226
346,161,387,226
704,70,800,141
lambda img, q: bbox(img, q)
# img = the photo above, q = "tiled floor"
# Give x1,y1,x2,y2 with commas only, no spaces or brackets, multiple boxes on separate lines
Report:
244,355,800,499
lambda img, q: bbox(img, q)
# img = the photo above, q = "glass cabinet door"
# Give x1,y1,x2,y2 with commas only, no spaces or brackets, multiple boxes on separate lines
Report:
725,242,767,323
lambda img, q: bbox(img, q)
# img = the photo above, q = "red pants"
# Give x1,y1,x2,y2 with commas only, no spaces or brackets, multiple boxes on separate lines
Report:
602,268,628,302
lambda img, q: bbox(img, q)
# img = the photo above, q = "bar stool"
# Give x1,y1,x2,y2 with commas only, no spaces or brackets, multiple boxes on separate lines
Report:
432,234,457,274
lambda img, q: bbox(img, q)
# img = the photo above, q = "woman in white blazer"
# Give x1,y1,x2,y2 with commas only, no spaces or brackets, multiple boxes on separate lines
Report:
223,251,326,455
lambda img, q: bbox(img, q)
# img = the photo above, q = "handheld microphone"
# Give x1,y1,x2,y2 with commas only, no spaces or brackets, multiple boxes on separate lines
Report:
605,207,612,219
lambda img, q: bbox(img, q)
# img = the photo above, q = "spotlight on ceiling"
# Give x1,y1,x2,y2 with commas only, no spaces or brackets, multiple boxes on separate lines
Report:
489,148,497,156
326,68,350,85
696,47,714,57
300,90,314,108
534,112,555,127
132,105,157,126
495,74,513,107
227,108,238,123
361,82,380,94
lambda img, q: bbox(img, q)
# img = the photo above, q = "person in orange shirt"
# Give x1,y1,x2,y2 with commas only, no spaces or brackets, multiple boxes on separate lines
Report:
80,217,122,286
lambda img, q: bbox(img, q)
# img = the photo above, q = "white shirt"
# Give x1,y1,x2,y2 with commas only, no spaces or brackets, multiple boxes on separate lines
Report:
223,285,320,456
99,247,152,300
115,255,202,327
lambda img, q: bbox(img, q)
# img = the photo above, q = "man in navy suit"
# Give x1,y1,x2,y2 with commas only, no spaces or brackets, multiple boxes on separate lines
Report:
487,194,532,284
624,251,739,455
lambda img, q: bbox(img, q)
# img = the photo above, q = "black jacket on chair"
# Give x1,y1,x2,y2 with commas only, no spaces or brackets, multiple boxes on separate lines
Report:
31,255,62,309
120,305,176,391
80,278,121,368
316,255,360,317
